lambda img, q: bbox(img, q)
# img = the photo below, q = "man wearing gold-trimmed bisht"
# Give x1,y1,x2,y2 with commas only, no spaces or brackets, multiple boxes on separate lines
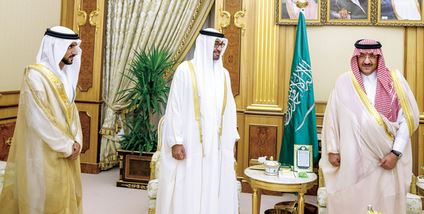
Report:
156,28,240,214
0,26,83,214
319,39,419,214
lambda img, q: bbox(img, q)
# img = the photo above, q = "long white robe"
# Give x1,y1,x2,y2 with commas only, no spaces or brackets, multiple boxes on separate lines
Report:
156,60,239,214
319,70,419,214
0,65,83,214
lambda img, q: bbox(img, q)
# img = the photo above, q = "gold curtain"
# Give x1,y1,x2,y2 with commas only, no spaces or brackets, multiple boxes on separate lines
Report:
99,0,214,170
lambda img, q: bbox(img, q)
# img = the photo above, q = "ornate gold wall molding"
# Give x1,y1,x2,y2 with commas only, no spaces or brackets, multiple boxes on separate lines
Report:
62,0,105,173
76,103,100,174
405,27,424,175
61,0,75,29
246,0,281,112
73,0,105,100
222,0,243,97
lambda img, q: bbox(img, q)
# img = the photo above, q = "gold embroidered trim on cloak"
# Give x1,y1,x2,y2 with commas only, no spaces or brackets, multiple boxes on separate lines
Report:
24,72,74,140
390,70,414,136
187,61,203,155
187,61,228,153
349,71,394,141
28,64,73,124
218,73,227,139
26,64,76,139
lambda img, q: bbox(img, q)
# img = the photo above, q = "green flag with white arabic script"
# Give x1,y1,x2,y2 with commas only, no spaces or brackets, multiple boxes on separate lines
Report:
279,12,318,166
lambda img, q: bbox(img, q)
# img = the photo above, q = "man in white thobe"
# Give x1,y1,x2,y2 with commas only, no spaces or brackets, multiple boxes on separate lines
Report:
319,39,419,214
156,28,239,214
0,26,83,214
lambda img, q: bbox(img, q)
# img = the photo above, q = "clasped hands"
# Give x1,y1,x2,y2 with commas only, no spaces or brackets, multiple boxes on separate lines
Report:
328,152,398,170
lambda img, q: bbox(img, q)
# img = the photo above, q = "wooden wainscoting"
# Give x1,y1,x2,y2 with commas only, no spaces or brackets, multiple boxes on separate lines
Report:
0,91,19,161
76,102,101,174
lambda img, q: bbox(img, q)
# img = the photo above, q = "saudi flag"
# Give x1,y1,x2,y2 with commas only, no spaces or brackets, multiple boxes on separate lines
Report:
279,12,318,166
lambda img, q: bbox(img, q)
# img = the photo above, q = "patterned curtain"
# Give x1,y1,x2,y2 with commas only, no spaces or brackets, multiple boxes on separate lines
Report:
99,0,214,170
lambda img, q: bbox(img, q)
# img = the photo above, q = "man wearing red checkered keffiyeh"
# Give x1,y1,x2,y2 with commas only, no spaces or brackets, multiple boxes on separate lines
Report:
319,39,420,214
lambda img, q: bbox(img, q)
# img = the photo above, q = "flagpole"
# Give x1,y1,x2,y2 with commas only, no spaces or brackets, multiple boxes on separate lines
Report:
280,0,319,167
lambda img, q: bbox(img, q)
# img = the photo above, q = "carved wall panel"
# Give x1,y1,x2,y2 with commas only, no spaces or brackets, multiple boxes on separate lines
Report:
72,0,105,102
76,0,96,92
223,0,242,96
76,103,100,174
248,125,277,161
0,122,15,161
78,111,91,153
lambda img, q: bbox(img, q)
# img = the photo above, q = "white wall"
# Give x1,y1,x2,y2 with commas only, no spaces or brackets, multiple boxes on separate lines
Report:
0,1,61,91
308,26,404,102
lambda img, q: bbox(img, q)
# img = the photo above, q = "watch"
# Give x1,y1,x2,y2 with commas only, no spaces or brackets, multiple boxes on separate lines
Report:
391,150,402,158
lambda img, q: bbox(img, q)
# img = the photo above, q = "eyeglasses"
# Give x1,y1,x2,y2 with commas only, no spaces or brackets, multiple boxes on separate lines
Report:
214,42,225,49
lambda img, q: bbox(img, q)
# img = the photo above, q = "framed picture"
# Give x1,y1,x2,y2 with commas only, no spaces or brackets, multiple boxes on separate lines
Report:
293,144,313,172
376,0,424,26
325,0,373,25
277,0,323,25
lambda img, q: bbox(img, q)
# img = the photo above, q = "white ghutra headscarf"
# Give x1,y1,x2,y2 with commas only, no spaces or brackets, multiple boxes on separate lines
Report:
191,28,231,155
36,26,82,102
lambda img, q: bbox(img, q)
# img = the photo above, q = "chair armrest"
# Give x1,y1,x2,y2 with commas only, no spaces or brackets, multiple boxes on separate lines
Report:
149,151,161,179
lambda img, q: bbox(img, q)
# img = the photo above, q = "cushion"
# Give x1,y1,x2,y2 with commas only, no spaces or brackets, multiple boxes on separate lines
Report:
406,193,422,214
148,198,156,209
317,187,327,207
147,179,159,199
151,152,160,179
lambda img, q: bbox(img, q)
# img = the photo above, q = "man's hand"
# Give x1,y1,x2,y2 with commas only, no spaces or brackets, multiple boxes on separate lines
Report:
172,144,186,160
328,153,340,167
379,153,398,170
67,142,81,160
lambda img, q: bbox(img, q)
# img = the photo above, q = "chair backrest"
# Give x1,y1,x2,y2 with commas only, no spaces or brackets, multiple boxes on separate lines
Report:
156,116,165,152
149,116,165,180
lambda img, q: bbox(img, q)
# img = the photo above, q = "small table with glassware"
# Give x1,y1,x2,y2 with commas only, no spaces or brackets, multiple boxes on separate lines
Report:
244,167,317,214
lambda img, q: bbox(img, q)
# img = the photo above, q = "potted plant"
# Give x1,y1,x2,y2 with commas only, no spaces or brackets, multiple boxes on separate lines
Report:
116,48,174,189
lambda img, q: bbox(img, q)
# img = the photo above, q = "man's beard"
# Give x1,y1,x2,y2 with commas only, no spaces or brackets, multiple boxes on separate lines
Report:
61,57,73,65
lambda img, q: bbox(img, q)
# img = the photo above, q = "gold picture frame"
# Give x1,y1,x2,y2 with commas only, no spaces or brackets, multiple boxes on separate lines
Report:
376,0,424,26
325,0,374,25
293,144,313,172
276,0,323,25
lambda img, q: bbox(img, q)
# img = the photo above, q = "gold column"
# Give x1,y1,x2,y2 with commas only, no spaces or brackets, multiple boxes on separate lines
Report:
405,27,424,175
246,0,281,112
61,0,106,173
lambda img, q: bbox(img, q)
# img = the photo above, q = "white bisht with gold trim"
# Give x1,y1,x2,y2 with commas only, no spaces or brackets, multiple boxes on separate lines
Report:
319,70,419,214
0,64,83,214
156,28,240,214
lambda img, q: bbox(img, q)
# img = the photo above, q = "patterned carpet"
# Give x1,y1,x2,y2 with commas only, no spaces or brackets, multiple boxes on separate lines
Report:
81,168,318,214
